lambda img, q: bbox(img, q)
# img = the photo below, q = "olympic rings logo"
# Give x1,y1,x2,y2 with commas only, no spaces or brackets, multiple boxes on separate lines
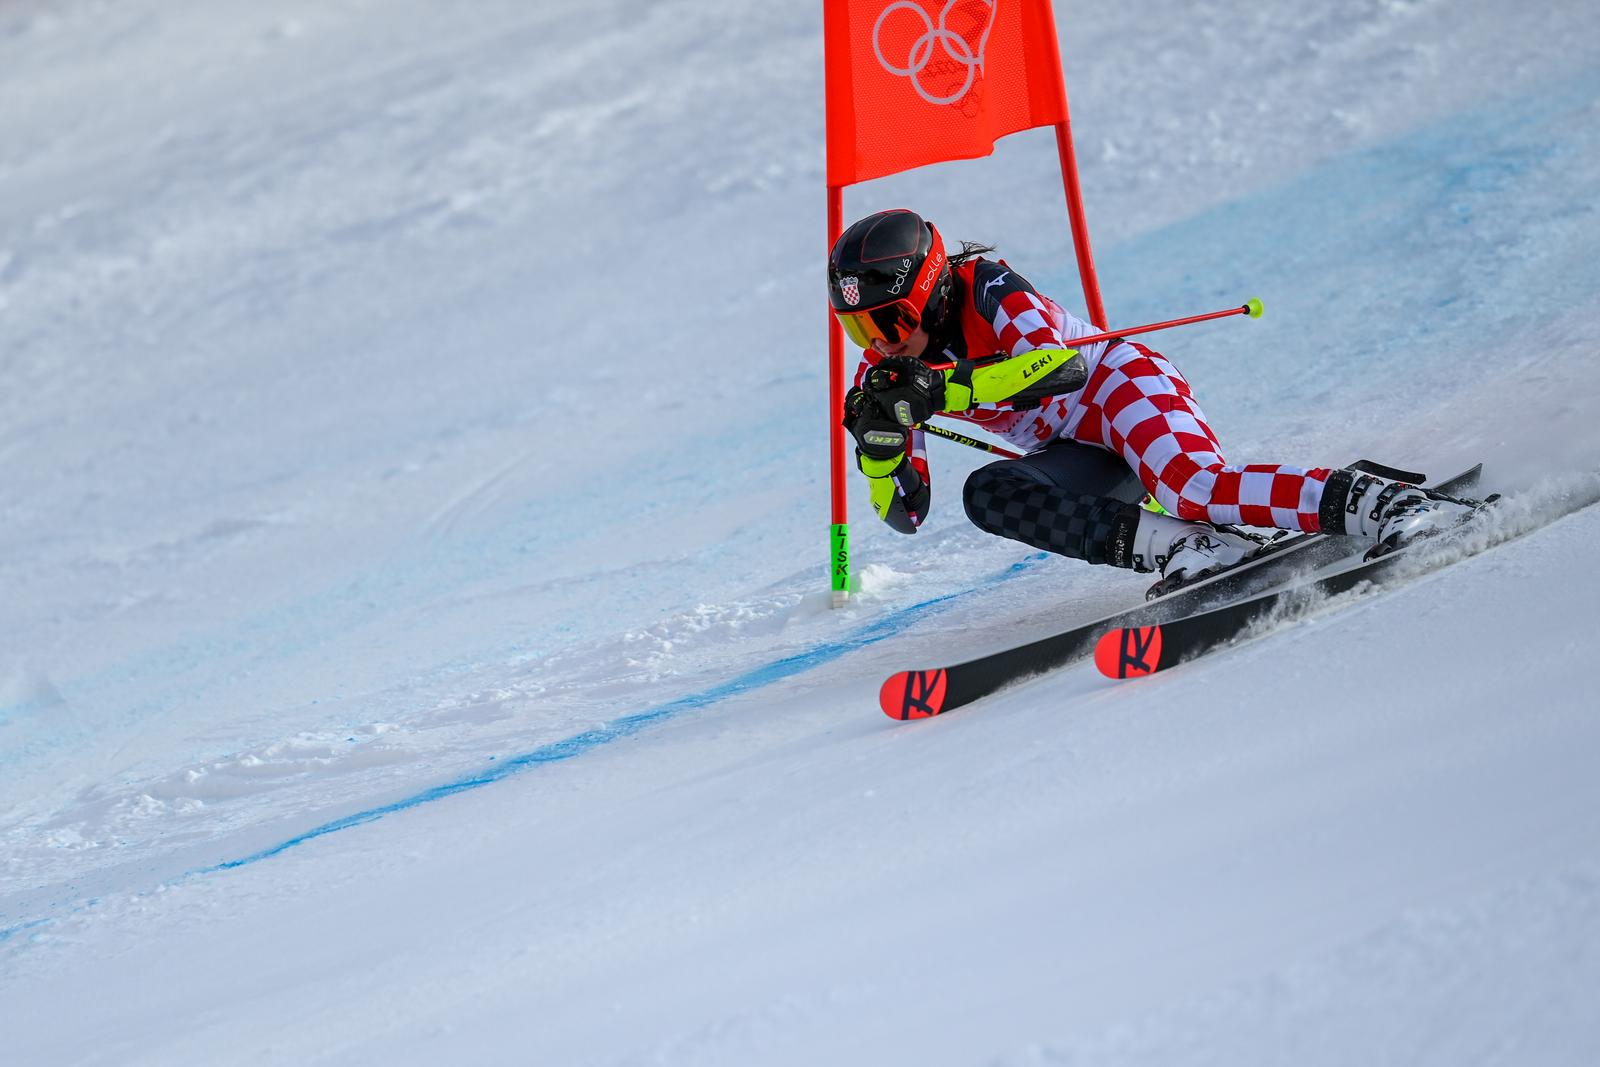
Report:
872,0,997,107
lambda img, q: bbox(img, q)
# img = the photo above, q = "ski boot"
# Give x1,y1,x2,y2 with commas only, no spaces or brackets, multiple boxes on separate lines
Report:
1323,470,1495,559
1132,510,1265,599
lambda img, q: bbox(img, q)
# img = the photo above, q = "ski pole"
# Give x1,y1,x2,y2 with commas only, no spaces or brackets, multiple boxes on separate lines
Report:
920,299,1262,461
1065,297,1264,351
924,420,1168,515
924,298,1264,374
922,421,1022,459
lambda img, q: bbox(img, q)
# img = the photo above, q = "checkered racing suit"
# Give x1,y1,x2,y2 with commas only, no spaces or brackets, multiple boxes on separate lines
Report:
855,258,1334,544
1060,340,1333,531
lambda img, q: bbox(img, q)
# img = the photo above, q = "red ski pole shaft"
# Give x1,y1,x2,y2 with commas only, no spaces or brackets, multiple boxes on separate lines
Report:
921,300,1261,460
1066,297,1263,351
921,300,1262,375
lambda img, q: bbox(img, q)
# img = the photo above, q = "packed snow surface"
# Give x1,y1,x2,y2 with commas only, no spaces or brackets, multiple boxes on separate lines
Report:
3,1,1600,1063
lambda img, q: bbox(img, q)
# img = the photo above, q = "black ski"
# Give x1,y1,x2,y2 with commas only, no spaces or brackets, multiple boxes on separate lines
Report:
1096,495,1509,678
878,462,1481,719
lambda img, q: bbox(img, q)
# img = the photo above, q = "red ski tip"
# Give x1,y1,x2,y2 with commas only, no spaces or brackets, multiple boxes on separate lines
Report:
879,669,948,719
1094,626,1164,679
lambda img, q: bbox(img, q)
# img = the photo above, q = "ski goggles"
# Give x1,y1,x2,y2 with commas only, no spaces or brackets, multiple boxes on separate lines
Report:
831,223,947,349
833,299,924,349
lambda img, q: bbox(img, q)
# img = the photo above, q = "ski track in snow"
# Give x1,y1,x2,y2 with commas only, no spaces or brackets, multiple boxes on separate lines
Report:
10,66,1600,913
1,548,1056,929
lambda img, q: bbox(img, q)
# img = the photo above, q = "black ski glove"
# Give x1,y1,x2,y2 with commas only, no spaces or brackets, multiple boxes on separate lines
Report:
842,386,910,460
863,356,946,428
843,386,929,534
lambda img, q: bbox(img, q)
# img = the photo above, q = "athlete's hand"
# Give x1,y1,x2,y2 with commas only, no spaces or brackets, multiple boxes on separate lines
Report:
863,356,946,427
842,387,909,461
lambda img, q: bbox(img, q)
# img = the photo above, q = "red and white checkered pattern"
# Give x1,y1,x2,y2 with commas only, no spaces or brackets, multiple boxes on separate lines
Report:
1062,342,1332,531
850,292,1335,535
992,290,1062,357
928,297,1120,448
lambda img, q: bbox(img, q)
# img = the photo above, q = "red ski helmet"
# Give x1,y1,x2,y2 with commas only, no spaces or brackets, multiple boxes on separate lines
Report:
828,209,950,349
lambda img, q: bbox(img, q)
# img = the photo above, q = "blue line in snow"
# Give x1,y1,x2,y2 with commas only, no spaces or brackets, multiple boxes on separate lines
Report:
0,553,1047,943
194,553,1046,874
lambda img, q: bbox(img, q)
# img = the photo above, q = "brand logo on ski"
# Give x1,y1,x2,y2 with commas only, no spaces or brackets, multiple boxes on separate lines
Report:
879,669,948,719
1093,626,1163,679
879,463,1484,717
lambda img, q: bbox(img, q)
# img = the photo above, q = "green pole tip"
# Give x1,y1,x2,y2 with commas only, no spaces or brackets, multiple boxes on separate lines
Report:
1244,297,1264,319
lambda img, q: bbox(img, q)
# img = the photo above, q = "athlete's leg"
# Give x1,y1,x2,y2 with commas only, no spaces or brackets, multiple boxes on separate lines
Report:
961,439,1150,565
1066,342,1334,532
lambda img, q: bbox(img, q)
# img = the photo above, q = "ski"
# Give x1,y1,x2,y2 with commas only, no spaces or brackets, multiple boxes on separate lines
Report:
878,462,1481,720
1095,496,1505,678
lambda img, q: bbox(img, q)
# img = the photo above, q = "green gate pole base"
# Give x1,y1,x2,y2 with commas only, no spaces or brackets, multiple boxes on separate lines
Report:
830,523,858,606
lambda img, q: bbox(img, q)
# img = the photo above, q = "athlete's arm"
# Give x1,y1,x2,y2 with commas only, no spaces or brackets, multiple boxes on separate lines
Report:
843,380,931,534
941,261,1087,410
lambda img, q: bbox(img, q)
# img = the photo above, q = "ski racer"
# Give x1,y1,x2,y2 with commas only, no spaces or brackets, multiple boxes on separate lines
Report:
831,208,1478,590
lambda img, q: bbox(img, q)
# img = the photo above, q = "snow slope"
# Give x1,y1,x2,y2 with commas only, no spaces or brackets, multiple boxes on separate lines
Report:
3,0,1600,1063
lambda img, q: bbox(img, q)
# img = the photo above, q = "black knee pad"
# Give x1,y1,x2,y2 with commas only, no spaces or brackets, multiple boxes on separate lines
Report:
963,462,1142,566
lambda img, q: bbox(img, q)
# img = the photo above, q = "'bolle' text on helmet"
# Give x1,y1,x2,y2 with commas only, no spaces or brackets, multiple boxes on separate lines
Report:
828,209,950,349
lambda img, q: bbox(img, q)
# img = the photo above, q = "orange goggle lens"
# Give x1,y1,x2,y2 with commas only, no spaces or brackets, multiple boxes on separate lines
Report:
834,300,922,349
